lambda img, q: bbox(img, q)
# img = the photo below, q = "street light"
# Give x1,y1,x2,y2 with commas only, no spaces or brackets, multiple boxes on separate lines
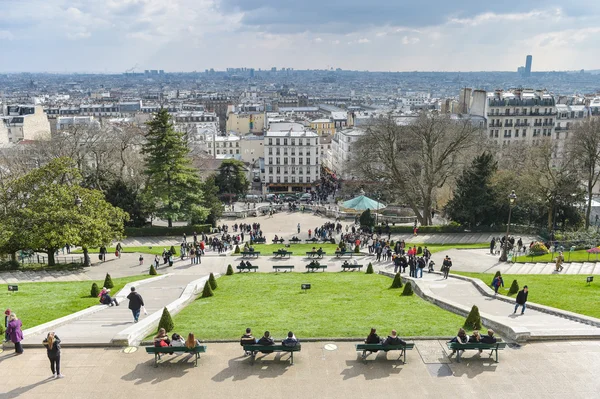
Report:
499,190,517,262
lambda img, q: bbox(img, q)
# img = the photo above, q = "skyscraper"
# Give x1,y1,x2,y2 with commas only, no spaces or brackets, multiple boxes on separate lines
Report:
525,55,532,77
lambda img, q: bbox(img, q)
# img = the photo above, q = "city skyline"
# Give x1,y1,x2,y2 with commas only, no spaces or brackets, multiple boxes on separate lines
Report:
1,1,600,73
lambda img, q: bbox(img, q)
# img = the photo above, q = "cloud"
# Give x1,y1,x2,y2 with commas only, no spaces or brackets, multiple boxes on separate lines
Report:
357,38,370,44
0,30,14,40
401,36,419,45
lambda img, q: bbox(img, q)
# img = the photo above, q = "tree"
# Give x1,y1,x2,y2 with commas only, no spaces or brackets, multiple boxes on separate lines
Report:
390,273,403,288
103,273,114,289
359,209,375,230
508,279,519,295
463,305,482,330
158,307,174,332
445,152,498,227
149,264,157,275
365,263,374,274
215,159,249,202
91,283,100,297
568,118,600,228
350,115,482,225
197,175,223,226
201,281,214,298
0,158,128,266
142,108,206,227
401,282,414,296
226,264,234,275
209,272,218,290
104,180,149,227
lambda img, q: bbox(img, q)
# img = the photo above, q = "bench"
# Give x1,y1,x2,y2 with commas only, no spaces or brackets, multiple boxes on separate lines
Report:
273,251,292,258
237,265,259,272
273,265,295,272
306,252,325,258
446,341,507,363
242,344,301,365
253,238,266,244
289,239,302,244
355,343,415,363
335,251,354,258
145,345,207,367
272,239,285,244
241,251,260,258
341,264,363,271
306,264,327,272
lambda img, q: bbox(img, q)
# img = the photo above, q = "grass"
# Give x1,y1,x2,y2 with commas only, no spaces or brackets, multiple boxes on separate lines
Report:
514,249,600,263
454,272,600,319
169,273,465,340
1,275,152,329
245,242,488,257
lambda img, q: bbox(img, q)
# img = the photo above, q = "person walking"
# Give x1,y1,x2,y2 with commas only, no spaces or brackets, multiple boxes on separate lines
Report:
43,332,64,379
127,286,145,323
490,238,496,255
297,223,301,234
6,313,24,355
555,252,564,272
442,256,452,279
115,242,122,259
514,286,528,315
491,274,504,295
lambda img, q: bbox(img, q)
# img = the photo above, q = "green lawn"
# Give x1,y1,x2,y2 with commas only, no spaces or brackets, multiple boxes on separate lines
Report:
1,275,152,329
454,272,600,319
515,249,600,263
170,273,465,340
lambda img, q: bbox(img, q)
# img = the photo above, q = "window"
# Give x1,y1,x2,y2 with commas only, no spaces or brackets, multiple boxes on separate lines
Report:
291,139,295,145
291,149,295,155
284,138,288,145
522,129,526,137
269,176,273,183
276,138,280,145
276,167,280,173
291,158,295,164
299,158,303,165
299,177,303,183
489,131,494,138
299,168,303,174
268,148,272,155
269,167,273,173
276,148,280,155
277,176,281,183
298,139,303,146
556,132,561,140
284,176,288,183
268,157,273,165
284,158,288,165
306,158,310,165
291,167,296,174
515,129,519,138
292,177,296,183
284,149,288,156
276,157,280,164
216,149,220,154
236,149,240,154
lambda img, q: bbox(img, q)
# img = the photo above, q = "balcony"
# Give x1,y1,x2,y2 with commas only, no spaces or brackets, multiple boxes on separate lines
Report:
543,123,553,127
489,123,502,128
515,122,529,127
504,123,513,127
534,123,542,127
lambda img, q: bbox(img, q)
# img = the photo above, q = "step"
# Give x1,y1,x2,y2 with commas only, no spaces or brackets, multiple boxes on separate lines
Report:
539,262,556,274
580,262,596,276
518,263,537,274
565,263,583,275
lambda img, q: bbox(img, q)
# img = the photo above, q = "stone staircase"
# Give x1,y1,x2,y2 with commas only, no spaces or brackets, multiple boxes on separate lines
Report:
498,262,600,275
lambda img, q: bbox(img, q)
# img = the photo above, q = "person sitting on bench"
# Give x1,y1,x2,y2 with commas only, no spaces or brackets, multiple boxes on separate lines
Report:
469,330,481,343
171,333,185,347
240,328,257,356
154,328,171,347
311,247,317,253
257,331,275,353
317,247,323,255
239,260,247,268
448,327,468,356
309,260,320,268
342,260,350,268
282,331,299,347
382,330,406,346
365,328,382,344
245,261,253,267
185,333,201,349
478,329,497,353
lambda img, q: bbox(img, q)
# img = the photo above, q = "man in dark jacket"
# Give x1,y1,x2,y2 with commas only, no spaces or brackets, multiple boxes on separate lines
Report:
514,286,528,315
442,256,452,279
382,330,406,346
127,286,144,323
240,327,256,356
257,331,275,353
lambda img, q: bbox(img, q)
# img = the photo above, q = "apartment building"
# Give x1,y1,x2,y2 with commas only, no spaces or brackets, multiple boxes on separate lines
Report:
226,111,265,135
173,111,219,142
263,129,320,193
310,118,336,136
0,105,51,144
329,128,365,180
206,134,241,158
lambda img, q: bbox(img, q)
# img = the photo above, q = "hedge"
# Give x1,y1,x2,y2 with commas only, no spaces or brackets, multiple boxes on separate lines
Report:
124,224,212,237
386,223,539,235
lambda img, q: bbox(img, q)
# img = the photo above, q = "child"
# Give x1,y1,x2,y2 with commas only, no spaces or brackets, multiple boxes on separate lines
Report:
139,254,144,265
43,332,63,379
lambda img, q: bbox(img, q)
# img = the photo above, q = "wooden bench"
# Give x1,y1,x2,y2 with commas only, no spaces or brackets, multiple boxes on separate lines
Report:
237,265,259,272
341,264,363,271
335,251,354,258
273,265,294,272
306,264,327,272
272,239,285,244
253,238,266,244
306,252,325,258
355,343,415,363
273,251,292,258
446,341,507,363
145,345,207,367
289,239,302,244
242,344,301,365
241,251,260,258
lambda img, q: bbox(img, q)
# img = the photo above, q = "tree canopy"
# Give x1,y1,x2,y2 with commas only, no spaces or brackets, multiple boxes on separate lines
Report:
215,159,249,201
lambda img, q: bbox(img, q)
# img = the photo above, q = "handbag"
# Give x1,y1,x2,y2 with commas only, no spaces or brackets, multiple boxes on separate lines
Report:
142,305,148,315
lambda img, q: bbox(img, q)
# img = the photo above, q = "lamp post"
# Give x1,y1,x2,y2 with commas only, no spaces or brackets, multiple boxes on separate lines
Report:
75,196,91,267
375,194,380,227
499,190,517,262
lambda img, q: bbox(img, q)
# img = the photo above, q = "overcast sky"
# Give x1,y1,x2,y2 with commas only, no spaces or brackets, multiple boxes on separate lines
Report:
1,0,600,73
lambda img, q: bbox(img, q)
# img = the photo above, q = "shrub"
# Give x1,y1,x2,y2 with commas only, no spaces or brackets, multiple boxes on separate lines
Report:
103,273,114,289
330,238,336,244
354,245,360,254
463,305,483,330
226,264,234,275
508,279,519,295
149,264,157,275
0,260,19,271
234,245,240,254
390,273,403,288
169,245,177,255
123,224,212,237
417,246,422,255
201,281,214,298
401,282,414,296
90,283,100,297
529,242,549,256
0,323,4,335
157,307,174,333
209,272,217,290
366,263,374,274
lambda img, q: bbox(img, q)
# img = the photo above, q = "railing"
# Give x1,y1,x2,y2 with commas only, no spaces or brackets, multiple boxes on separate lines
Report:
20,255,84,265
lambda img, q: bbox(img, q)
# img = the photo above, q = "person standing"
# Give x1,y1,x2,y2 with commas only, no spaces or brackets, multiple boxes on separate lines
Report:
4,308,11,342
43,332,63,379
555,252,564,272
115,242,122,259
514,286,528,315
127,287,145,323
297,223,301,234
490,238,496,255
408,256,416,277
6,313,24,355
442,256,452,279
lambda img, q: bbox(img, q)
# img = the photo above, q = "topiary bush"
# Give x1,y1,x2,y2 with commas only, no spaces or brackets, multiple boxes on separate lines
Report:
158,307,174,332
170,245,177,255
390,273,403,288
508,279,519,295
226,264,234,275
417,246,423,255
149,264,157,275
234,245,240,254
103,273,114,289
354,245,360,253
90,282,100,297
401,282,414,296
366,263,374,274
529,242,549,256
463,305,482,330
201,281,214,298
209,272,217,290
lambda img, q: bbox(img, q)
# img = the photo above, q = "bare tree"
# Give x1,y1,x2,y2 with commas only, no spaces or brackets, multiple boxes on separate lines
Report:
350,114,483,225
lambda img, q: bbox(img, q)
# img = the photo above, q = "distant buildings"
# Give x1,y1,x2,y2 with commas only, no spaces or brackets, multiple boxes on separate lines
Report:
518,55,533,77
0,105,51,144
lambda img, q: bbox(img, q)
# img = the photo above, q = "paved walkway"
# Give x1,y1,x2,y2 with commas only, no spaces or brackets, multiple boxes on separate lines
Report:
2,342,600,399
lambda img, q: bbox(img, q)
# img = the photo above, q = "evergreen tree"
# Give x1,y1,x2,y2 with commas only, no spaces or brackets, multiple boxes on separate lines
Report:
158,307,174,332
359,209,375,229
209,272,217,290
445,152,498,227
91,282,100,297
201,281,214,298
195,175,223,226
104,180,149,227
390,273,403,288
103,273,114,289
366,263,374,274
401,282,414,296
463,305,483,330
215,159,249,203
149,264,157,275
226,264,234,275
508,279,519,295
142,108,206,227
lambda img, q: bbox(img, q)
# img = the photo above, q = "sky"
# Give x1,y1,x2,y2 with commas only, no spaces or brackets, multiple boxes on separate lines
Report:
1,0,600,73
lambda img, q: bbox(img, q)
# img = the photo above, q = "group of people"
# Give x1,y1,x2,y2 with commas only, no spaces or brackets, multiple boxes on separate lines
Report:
240,328,299,355
490,236,526,255
364,328,407,346
154,328,201,349
448,328,497,356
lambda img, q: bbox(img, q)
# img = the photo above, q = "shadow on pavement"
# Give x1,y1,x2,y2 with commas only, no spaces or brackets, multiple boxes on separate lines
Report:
2,378,52,398
340,354,404,380
448,357,498,379
212,354,291,382
121,357,194,384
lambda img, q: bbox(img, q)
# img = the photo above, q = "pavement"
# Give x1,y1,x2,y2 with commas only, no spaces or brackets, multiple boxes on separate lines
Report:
1,341,600,399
